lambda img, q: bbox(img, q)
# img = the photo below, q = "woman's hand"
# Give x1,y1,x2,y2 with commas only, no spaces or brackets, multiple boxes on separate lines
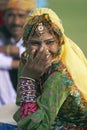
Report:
22,47,52,80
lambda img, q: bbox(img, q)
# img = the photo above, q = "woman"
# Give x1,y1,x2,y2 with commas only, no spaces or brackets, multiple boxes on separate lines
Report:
14,8,87,130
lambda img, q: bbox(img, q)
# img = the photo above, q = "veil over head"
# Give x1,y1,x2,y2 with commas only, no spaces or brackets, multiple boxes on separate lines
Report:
23,8,87,101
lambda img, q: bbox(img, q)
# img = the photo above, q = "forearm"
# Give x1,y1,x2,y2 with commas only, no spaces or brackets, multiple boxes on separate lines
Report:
18,77,38,120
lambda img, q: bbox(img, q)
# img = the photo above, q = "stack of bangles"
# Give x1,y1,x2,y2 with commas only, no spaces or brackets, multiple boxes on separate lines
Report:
18,76,38,119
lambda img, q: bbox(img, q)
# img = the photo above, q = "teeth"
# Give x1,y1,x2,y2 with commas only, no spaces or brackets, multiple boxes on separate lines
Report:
51,59,54,63
47,54,50,58
46,50,50,58
46,50,49,53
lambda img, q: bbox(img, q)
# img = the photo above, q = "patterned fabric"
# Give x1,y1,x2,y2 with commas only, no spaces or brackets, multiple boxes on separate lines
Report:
20,102,38,119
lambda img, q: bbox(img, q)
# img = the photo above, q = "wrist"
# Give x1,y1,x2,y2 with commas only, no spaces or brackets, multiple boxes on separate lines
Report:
18,77,37,103
20,76,35,82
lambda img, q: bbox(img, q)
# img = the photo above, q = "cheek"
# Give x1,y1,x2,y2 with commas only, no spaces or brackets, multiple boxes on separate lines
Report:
22,18,27,24
49,44,59,54
7,16,14,22
5,18,13,28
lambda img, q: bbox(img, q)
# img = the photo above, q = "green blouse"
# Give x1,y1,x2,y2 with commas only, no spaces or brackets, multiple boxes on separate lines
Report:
13,52,87,130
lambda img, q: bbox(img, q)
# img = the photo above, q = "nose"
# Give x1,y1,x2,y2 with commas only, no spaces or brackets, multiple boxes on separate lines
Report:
41,41,48,49
13,16,20,25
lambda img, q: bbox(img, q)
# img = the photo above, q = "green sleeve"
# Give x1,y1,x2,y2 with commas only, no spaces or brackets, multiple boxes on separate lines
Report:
14,72,72,130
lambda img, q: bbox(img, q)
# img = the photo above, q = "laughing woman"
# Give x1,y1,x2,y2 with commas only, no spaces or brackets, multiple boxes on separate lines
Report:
14,8,87,130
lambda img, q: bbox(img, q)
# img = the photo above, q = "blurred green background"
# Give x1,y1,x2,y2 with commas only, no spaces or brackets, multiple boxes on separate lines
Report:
48,0,87,56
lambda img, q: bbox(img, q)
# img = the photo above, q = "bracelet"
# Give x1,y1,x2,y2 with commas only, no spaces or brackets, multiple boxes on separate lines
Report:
20,76,35,82
18,78,36,103
6,45,10,55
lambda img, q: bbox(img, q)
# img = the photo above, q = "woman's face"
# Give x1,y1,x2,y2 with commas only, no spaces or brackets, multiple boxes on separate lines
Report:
27,24,59,61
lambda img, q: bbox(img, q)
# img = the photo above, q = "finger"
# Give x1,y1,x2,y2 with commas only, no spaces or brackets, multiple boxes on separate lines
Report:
35,48,48,64
35,47,44,59
28,49,36,62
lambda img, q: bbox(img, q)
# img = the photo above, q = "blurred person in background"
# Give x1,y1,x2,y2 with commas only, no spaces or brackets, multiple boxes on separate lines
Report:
0,0,36,106
0,0,8,26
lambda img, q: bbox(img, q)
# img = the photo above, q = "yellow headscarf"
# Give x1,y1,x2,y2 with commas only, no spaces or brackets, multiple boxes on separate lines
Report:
5,0,36,11
23,8,87,101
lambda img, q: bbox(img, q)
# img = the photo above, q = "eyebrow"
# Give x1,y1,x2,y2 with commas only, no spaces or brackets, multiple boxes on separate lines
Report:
29,38,55,43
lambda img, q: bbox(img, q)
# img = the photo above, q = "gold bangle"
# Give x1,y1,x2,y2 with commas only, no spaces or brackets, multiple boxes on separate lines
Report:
6,45,10,55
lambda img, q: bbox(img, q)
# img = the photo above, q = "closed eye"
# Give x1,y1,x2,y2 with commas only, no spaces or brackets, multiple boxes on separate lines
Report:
28,39,56,46
29,40,41,45
45,39,55,45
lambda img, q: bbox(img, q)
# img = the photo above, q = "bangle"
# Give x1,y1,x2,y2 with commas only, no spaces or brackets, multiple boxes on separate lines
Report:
6,45,10,55
20,76,35,82
18,78,36,103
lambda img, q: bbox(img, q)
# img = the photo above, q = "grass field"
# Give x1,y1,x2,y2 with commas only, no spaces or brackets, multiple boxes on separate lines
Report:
47,0,87,56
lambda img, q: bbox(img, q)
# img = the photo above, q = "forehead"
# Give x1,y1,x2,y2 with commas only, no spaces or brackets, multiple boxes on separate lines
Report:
29,22,56,40
5,8,27,15
30,31,54,41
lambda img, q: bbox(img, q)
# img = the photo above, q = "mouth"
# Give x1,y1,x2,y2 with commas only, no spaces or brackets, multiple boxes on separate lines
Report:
11,25,22,29
11,27,22,33
46,54,51,58
12,26,21,29
46,53,53,63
